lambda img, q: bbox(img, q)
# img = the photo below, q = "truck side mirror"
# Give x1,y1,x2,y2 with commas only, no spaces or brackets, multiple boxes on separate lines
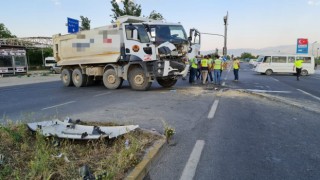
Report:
188,36,192,42
150,28,156,38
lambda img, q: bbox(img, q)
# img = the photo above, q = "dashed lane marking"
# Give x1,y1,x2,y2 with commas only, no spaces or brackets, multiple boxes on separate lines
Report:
271,77,279,82
41,101,76,110
245,89,291,93
93,92,112,97
297,89,320,101
180,140,205,180
208,100,219,119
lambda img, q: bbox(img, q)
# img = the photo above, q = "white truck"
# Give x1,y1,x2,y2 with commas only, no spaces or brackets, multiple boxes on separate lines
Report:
53,16,200,90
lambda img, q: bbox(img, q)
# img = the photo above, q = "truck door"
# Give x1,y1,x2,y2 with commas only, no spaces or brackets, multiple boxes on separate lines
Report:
122,23,156,62
188,28,201,59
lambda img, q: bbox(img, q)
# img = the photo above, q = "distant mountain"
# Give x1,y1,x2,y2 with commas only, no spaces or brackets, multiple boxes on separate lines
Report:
202,44,314,57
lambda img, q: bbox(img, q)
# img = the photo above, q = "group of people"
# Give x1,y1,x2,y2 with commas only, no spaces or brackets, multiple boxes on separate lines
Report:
188,55,240,85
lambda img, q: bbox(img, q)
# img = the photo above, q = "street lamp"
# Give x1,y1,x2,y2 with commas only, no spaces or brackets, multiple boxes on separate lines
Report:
317,47,319,59
223,12,228,58
312,41,317,56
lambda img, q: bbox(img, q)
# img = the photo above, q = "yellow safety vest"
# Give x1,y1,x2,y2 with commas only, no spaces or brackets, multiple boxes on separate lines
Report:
233,61,239,69
191,58,198,68
295,60,303,68
214,59,222,70
201,58,208,67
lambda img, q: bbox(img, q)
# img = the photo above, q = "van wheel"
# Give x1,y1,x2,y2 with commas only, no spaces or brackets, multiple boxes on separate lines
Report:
265,69,273,76
61,69,74,87
103,69,123,89
129,67,152,91
301,70,308,76
72,68,87,87
157,78,177,88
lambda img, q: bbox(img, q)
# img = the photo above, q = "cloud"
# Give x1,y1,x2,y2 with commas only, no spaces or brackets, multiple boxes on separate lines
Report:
308,0,320,6
51,0,61,6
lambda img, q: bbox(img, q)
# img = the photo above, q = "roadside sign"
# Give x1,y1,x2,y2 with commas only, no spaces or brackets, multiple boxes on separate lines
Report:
67,17,79,34
296,38,308,54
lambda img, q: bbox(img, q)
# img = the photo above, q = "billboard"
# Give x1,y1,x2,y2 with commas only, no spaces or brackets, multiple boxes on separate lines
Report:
296,38,308,54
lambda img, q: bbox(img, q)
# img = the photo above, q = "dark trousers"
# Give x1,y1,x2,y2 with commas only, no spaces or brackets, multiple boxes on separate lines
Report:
189,67,197,83
296,68,301,80
233,69,239,80
208,70,214,82
196,68,201,80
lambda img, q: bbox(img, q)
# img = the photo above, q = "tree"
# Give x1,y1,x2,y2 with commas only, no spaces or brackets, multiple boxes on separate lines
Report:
80,16,91,31
0,23,16,38
148,10,164,20
110,0,142,21
240,52,255,60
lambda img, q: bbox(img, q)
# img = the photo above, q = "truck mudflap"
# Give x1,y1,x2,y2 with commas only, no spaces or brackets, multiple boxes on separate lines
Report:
153,60,189,78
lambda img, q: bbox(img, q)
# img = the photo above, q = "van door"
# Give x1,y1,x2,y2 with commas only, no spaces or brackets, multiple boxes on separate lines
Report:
122,23,156,62
271,56,287,73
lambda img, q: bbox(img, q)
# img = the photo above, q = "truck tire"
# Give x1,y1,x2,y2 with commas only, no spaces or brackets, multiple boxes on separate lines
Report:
72,68,87,88
129,67,152,91
61,69,74,87
157,78,177,88
301,69,308,76
103,69,123,89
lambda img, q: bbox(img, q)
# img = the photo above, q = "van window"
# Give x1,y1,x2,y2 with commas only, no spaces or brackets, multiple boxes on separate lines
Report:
303,57,311,63
264,56,271,63
288,56,295,63
272,56,286,63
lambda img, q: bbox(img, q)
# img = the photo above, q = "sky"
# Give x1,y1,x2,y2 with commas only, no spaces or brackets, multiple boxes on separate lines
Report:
1,0,320,51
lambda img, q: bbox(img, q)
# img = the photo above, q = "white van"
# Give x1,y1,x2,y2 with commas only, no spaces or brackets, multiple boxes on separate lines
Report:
44,57,56,69
255,54,315,76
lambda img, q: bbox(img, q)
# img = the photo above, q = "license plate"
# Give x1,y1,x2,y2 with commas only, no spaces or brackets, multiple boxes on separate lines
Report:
16,68,24,72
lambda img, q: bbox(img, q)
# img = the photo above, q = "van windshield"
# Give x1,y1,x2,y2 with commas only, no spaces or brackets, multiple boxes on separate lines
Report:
257,56,264,62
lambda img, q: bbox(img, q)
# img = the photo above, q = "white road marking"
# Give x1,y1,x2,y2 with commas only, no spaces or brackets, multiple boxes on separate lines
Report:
310,76,320,80
180,140,205,180
208,100,219,119
93,92,112,97
271,77,279,82
246,89,291,93
41,101,76,110
297,89,320,101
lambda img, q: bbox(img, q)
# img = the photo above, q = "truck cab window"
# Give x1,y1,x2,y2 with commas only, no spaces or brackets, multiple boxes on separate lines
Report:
125,25,150,43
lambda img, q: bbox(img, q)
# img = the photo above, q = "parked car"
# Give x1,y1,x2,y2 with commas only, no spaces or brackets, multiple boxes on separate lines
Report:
52,64,61,74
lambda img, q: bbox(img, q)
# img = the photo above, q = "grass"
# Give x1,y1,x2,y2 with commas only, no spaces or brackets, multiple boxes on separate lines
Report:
0,121,160,179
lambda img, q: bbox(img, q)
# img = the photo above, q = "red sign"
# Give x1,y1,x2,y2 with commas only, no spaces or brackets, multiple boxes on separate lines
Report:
298,38,308,45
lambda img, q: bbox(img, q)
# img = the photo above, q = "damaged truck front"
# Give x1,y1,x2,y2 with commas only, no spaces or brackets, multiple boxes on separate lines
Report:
53,16,192,90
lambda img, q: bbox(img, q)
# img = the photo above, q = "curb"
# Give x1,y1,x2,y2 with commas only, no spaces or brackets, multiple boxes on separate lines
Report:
238,89,320,114
125,135,166,180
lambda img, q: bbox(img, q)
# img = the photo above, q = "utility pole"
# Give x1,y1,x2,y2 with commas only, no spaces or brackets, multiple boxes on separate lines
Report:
223,12,228,59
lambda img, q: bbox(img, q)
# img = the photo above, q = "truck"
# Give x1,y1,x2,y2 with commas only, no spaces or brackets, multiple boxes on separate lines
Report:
53,16,200,90
0,49,28,75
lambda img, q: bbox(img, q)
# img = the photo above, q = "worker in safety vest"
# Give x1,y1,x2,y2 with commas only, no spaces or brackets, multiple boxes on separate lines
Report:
200,55,209,84
293,58,304,81
189,56,198,84
207,55,214,83
213,55,222,85
233,58,240,81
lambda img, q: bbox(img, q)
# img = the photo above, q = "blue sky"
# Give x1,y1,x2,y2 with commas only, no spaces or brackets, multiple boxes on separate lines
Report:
1,0,320,51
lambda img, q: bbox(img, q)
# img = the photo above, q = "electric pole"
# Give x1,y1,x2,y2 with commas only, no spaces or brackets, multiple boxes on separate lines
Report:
223,12,228,59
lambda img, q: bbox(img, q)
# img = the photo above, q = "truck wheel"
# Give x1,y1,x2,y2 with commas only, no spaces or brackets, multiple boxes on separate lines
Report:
61,69,74,87
72,68,87,88
301,70,308,76
103,69,123,89
157,78,177,88
265,69,273,76
129,67,152,91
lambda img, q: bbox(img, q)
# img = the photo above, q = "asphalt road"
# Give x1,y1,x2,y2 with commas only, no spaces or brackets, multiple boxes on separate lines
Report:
1,64,320,179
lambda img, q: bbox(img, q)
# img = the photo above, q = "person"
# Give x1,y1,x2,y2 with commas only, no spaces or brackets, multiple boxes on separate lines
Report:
233,58,240,81
213,55,222,85
200,55,209,84
189,56,198,84
196,55,202,80
207,55,214,83
293,58,304,81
